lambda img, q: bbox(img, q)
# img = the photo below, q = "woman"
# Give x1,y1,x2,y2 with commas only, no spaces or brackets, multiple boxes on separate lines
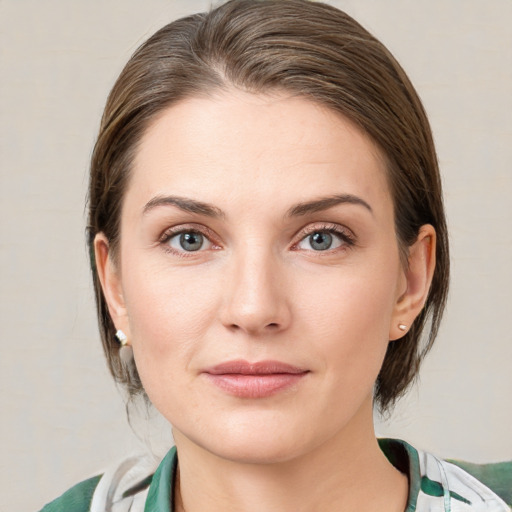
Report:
40,0,509,510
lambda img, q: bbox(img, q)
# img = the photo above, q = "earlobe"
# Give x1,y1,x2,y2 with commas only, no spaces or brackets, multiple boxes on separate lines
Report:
94,233,129,335
390,224,436,341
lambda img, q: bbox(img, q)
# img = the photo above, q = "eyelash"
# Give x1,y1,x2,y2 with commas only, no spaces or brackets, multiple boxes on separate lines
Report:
159,224,221,257
291,223,356,252
158,222,356,257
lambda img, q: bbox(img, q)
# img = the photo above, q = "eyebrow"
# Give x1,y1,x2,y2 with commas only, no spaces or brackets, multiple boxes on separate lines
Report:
142,193,372,219
143,195,225,218
286,194,373,217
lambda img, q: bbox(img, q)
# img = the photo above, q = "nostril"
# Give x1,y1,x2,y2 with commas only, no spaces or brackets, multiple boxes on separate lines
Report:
228,322,280,333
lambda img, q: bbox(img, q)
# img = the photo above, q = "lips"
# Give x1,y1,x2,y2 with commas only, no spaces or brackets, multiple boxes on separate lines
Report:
202,360,309,398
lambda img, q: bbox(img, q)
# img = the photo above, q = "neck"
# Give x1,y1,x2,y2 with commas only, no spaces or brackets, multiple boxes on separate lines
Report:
172,401,408,512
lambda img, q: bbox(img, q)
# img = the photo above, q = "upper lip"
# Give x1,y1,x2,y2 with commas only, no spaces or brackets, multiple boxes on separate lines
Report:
204,360,308,375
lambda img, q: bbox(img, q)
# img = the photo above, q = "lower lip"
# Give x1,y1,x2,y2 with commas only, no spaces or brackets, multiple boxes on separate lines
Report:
204,373,307,398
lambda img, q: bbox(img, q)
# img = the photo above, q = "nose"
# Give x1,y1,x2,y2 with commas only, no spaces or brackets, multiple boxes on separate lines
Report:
220,245,292,336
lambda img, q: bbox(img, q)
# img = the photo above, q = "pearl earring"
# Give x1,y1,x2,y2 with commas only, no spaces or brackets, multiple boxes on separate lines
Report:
115,329,128,346
115,329,135,379
398,323,407,332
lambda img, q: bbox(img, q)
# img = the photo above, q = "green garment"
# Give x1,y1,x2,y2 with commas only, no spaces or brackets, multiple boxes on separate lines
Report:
40,440,511,511
39,475,101,512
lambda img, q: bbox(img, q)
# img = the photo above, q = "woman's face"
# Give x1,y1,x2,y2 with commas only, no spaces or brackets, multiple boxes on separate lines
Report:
101,90,414,463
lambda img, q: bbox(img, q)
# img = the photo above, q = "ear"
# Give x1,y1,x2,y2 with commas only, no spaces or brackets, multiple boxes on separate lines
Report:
94,233,130,343
389,224,436,340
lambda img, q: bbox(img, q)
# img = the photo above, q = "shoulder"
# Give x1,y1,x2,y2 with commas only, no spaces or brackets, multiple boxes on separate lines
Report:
38,448,177,512
448,459,512,508
412,442,510,511
380,439,511,511
421,456,510,511
442,458,512,511
39,475,102,512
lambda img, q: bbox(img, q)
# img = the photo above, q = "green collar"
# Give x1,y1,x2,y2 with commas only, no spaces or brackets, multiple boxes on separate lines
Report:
378,438,421,511
144,445,177,512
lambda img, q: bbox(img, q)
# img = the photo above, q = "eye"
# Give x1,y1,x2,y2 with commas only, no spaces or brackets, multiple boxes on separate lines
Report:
294,225,354,252
297,231,342,251
165,230,213,252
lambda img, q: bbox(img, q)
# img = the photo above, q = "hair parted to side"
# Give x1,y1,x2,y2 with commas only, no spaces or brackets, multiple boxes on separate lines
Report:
87,0,449,411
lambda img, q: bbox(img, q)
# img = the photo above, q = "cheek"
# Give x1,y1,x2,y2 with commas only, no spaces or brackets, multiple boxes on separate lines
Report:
120,255,222,377
297,262,400,381
300,261,399,335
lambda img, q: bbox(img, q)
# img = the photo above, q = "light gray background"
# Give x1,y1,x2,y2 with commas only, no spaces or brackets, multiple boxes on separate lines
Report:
1,1,511,510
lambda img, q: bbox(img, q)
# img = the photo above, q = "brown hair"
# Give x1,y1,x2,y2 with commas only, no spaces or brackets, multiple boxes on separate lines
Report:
88,0,449,411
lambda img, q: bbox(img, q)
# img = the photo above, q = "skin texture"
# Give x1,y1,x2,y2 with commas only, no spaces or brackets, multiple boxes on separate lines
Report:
95,90,436,511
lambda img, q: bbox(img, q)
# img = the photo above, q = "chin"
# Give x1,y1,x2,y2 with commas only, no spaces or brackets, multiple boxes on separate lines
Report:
178,413,324,466
208,436,309,465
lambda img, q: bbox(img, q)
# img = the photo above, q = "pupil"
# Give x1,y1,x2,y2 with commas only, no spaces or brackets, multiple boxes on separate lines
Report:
311,232,332,251
180,232,203,251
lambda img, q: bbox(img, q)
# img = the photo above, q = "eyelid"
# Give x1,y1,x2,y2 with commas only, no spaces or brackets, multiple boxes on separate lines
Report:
291,222,356,250
159,223,222,254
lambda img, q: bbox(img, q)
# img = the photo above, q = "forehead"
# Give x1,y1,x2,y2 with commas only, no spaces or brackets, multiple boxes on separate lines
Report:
129,90,391,215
